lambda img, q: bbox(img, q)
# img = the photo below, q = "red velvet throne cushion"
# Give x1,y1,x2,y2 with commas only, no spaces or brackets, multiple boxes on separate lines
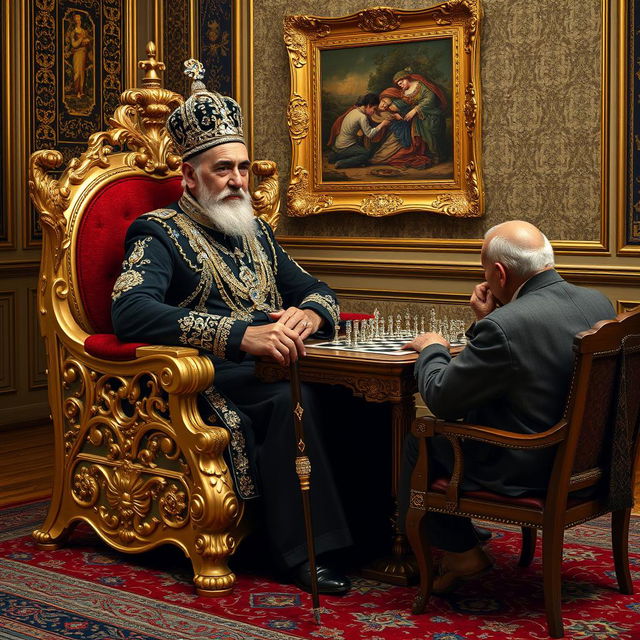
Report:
78,175,182,359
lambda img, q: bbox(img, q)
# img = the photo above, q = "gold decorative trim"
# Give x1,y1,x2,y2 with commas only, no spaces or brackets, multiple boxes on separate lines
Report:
360,194,404,217
1,0,15,248
287,94,309,144
335,287,470,306
287,166,333,216
251,160,281,229
356,8,401,32
234,0,254,157
464,82,477,135
295,257,640,286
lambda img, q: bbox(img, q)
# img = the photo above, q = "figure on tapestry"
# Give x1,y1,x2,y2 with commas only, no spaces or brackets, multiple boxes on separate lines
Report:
63,11,94,115
321,39,452,182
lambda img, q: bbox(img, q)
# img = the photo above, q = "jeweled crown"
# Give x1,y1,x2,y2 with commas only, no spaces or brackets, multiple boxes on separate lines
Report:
166,59,245,160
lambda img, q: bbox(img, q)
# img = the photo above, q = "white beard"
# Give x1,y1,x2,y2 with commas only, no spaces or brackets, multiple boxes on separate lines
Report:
195,186,257,238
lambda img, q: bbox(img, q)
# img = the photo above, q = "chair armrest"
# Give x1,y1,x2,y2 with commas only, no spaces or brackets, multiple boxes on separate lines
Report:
412,415,567,450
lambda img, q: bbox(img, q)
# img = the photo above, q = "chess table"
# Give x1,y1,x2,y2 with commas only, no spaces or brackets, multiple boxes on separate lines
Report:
255,338,464,585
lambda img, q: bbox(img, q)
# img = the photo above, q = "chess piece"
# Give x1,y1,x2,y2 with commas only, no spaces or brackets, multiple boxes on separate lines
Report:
396,314,402,337
345,320,352,346
380,316,386,338
332,322,340,343
420,316,426,334
429,307,437,333
413,315,418,337
353,320,360,346
388,315,394,337
404,311,411,336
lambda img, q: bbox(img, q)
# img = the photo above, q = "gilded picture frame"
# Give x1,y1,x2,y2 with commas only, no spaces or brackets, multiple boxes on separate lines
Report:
284,2,483,219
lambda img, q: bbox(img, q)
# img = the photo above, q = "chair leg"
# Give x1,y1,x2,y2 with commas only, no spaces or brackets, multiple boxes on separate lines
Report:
405,506,433,614
190,534,237,596
519,526,537,567
542,524,565,639
612,508,633,595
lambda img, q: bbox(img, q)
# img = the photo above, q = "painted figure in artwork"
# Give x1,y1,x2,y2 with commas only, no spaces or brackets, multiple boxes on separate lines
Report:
382,67,448,166
68,13,91,98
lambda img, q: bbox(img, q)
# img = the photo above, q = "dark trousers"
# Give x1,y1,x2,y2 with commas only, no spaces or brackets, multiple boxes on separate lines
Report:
211,360,352,569
398,433,479,553
328,144,371,168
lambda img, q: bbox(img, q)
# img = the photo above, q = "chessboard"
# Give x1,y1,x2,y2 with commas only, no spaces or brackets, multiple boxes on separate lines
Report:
311,336,465,356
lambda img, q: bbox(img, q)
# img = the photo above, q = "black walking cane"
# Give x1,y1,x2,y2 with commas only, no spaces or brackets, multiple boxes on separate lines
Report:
289,358,322,625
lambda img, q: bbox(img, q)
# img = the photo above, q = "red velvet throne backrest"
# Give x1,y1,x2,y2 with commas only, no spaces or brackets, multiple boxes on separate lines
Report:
76,175,183,334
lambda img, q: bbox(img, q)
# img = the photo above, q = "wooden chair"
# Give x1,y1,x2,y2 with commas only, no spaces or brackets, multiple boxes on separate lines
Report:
28,44,280,596
406,307,640,638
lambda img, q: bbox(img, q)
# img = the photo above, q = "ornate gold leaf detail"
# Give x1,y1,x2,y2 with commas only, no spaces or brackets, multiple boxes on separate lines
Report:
357,8,400,32
28,151,71,273
436,0,480,53
284,15,331,68
287,166,332,216
360,194,404,217
432,161,480,217
287,94,309,144
464,82,477,135
293,402,304,421
251,160,281,231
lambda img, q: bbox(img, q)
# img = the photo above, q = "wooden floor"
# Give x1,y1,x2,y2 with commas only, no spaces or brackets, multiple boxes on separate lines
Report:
1,418,639,515
0,419,54,507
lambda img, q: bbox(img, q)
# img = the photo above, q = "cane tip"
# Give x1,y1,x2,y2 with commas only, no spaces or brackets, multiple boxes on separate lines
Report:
313,608,321,625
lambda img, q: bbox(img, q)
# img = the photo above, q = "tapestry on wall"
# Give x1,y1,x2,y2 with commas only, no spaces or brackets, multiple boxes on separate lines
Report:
163,0,233,100
627,0,640,247
30,0,126,246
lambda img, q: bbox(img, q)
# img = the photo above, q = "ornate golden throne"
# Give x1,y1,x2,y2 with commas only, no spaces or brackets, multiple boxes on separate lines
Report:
28,44,280,596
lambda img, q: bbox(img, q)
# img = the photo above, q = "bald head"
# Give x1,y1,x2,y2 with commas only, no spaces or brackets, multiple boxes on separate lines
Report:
481,221,554,302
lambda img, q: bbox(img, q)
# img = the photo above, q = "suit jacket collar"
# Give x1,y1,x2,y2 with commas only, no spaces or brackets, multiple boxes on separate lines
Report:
516,269,563,299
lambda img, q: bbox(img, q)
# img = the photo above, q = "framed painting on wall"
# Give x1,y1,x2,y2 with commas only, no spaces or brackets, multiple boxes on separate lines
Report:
285,2,483,218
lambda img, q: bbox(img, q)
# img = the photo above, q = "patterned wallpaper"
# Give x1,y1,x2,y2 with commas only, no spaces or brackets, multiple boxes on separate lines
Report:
253,0,602,242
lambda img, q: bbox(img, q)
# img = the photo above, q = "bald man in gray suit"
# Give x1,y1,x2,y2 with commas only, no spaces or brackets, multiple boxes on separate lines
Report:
400,221,614,593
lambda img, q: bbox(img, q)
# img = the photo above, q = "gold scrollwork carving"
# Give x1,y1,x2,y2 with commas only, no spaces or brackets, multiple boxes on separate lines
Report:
28,151,71,273
283,16,331,68
287,94,309,144
464,82,477,135
287,166,333,216
360,194,404,217
432,161,480,217
251,160,281,230
357,8,400,32
159,482,189,528
72,465,100,507
436,0,480,53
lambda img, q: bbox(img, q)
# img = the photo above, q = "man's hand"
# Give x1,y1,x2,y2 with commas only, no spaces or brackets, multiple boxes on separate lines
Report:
269,307,323,341
402,332,449,353
470,281,498,320
240,322,306,366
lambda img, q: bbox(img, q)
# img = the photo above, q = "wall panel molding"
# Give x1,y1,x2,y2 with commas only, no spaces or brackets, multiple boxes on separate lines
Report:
298,257,640,286
0,261,40,277
0,291,16,394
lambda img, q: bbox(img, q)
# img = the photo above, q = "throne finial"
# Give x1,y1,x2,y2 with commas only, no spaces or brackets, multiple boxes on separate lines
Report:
138,41,166,88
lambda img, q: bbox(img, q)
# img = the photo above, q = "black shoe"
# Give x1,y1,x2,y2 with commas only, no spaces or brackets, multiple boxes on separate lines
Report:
474,524,492,543
292,561,351,595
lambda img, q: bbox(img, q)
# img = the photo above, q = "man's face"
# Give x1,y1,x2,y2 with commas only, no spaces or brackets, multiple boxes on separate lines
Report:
379,97,391,111
396,78,409,90
363,104,377,116
187,142,251,200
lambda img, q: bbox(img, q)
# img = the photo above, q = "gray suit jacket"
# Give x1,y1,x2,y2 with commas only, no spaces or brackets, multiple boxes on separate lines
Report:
415,269,614,495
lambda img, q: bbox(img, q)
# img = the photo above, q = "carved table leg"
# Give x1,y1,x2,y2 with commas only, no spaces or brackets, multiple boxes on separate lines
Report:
361,396,418,585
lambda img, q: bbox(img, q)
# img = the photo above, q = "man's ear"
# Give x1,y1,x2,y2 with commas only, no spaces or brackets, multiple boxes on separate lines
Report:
181,162,197,191
495,262,508,287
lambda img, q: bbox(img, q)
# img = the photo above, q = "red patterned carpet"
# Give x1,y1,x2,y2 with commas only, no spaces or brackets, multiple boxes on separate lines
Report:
1,500,639,639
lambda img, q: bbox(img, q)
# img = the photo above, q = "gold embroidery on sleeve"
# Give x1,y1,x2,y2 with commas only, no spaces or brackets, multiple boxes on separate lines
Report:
301,293,340,328
177,311,234,357
111,237,152,301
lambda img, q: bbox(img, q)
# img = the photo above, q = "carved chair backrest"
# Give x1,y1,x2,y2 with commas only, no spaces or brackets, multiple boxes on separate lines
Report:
561,308,640,501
